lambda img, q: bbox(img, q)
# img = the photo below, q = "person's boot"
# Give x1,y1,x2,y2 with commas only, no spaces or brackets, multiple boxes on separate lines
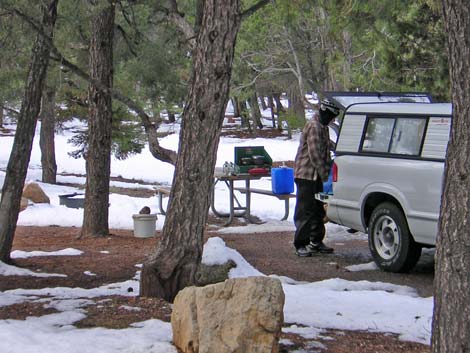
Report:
295,246,313,257
309,241,334,254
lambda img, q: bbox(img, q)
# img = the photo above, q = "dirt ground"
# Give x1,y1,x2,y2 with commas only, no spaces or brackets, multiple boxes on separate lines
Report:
0,224,432,353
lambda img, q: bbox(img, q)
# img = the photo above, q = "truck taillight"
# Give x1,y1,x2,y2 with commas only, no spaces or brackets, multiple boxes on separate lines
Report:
332,162,338,182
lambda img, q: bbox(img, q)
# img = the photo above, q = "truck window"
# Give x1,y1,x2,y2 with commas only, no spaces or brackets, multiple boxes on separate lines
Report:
390,118,426,155
362,116,426,156
362,118,394,153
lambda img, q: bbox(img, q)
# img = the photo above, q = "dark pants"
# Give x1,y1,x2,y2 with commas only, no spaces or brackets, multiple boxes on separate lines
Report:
293,178,326,249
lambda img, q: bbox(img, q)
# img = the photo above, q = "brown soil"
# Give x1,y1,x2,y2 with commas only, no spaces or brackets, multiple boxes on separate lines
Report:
1,225,431,353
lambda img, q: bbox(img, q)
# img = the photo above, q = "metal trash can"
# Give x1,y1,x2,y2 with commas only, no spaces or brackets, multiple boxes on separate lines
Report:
132,214,157,238
59,193,85,208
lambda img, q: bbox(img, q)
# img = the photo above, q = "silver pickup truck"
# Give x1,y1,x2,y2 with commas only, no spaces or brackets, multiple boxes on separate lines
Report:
319,92,452,272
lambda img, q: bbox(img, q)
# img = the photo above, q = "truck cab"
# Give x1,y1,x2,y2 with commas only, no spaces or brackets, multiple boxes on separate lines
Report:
321,92,452,272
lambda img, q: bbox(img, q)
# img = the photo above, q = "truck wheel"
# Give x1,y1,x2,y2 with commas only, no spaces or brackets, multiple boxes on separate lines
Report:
368,202,421,272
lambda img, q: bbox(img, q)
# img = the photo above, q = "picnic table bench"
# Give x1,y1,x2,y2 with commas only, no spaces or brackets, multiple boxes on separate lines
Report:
233,187,296,221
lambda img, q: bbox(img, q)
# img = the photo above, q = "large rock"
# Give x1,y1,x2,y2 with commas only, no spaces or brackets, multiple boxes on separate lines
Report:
172,276,284,353
22,182,50,204
20,197,29,212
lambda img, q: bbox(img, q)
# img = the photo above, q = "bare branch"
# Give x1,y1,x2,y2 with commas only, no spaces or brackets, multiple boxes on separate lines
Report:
241,0,272,20
168,13,196,49
154,1,196,50
116,24,138,57
232,71,265,93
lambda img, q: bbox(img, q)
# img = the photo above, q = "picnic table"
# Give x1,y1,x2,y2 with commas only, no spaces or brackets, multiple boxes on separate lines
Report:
210,169,264,226
210,168,296,226
157,168,296,226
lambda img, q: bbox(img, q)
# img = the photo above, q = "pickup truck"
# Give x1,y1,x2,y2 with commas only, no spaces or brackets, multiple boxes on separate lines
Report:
319,92,452,272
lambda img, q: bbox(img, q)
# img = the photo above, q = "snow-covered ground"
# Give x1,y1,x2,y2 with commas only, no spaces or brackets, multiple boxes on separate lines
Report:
0,116,433,352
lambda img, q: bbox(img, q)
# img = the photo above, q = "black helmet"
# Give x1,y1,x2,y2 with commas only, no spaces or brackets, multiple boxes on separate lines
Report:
319,99,340,125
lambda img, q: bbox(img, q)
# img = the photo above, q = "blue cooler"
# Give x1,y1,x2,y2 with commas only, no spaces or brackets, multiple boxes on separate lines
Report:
271,167,294,194
323,170,333,194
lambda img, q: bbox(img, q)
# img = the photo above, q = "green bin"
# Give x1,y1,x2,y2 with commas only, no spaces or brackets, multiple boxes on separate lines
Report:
234,146,273,174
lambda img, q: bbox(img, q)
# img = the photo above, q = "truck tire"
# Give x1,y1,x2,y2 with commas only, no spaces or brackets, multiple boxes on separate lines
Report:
368,202,421,272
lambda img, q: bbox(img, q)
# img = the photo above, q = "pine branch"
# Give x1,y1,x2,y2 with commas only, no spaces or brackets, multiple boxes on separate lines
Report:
12,6,178,165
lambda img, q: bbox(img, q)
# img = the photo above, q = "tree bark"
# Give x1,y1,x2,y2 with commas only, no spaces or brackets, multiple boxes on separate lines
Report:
81,0,115,238
273,93,284,114
240,100,252,132
140,0,242,302
287,84,305,121
39,86,57,184
0,106,3,128
259,94,267,111
232,97,240,117
0,0,58,263
273,94,284,131
248,92,263,131
268,95,276,128
431,1,470,352
342,30,352,90
167,111,176,123
285,32,306,105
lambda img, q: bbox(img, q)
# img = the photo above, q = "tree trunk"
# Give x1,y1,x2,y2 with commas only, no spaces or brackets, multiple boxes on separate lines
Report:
140,0,242,302
259,94,267,111
342,30,352,90
240,100,251,131
268,96,276,128
431,1,470,352
0,0,58,263
81,0,115,238
232,97,240,117
287,84,305,121
285,33,306,106
248,92,263,130
273,93,284,130
39,86,57,184
273,93,284,114
0,106,3,128
167,111,176,123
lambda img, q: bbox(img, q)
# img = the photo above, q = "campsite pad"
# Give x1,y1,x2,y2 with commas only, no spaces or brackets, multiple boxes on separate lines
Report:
1,225,432,353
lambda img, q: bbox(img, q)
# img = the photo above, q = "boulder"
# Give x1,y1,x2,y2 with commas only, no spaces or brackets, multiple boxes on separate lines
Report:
22,182,50,204
20,197,29,212
172,276,284,353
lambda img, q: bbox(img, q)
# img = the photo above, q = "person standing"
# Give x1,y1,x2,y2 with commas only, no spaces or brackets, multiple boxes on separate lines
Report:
293,100,338,257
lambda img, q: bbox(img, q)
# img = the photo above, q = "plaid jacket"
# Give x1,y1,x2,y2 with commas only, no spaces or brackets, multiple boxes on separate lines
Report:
294,117,331,181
